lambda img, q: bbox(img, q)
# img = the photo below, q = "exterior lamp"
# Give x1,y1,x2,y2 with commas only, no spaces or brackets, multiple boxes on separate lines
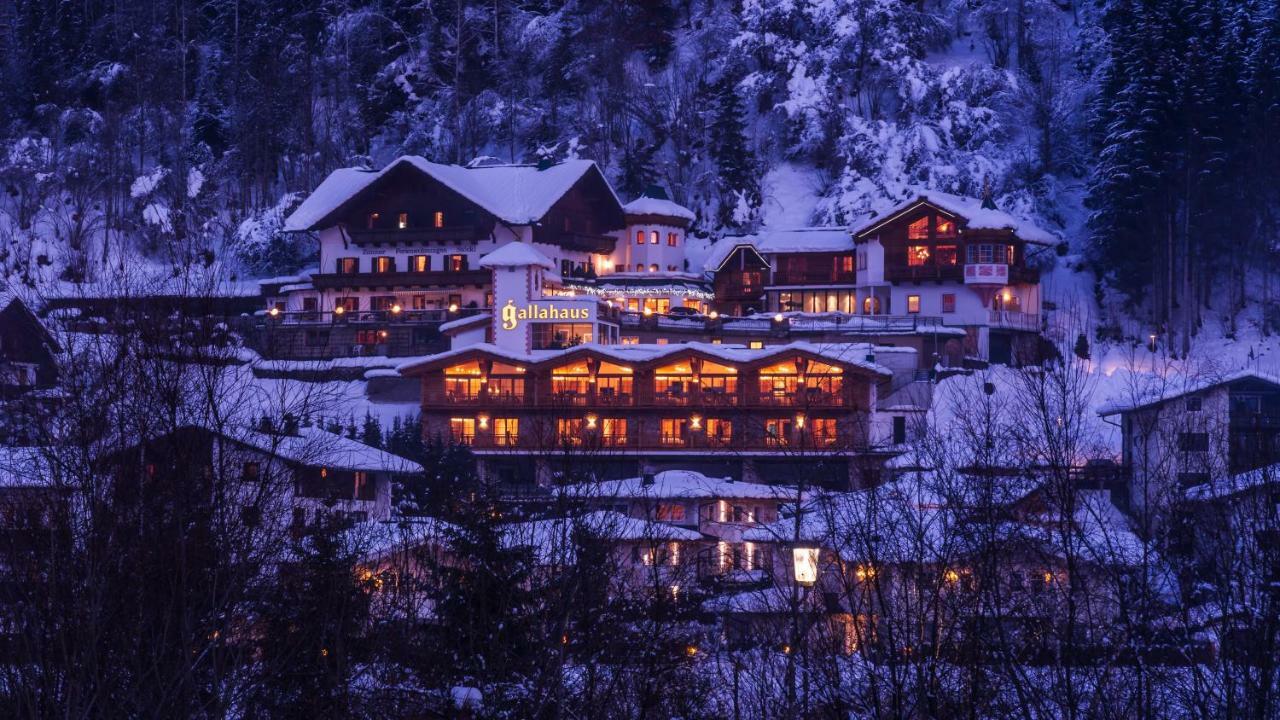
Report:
690,414,702,430
268,306,279,317
585,413,598,429
391,304,402,314
774,313,784,322
378,330,388,339
792,545,820,587
643,307,653,317
448,303,459,313
709,311,719,320
1148,333,1157,352
477,414,489,430
794,413,806,430
333,305,345,316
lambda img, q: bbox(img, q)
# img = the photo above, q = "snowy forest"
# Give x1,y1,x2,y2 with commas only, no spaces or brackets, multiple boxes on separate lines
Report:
1,0,1278,338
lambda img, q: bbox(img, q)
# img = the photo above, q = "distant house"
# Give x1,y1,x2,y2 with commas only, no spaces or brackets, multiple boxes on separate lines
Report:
0,297,60,395
110,423,422,529
1098,370,1280,517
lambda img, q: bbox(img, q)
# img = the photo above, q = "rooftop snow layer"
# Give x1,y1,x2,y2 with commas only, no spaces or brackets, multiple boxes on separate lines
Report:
284,157,620,231
477,242,555,269
702,228,852,272
623,195,695,222
856,191,1059,246
1097,369,1280,416
560,469,799,500
228,425,423,474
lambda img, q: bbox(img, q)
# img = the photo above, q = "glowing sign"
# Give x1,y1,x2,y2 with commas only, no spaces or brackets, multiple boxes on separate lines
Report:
499,299,590,330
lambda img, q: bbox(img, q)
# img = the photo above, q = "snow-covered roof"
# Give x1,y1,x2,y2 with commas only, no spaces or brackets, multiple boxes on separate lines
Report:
397,340,894,377
561,470,799,501
503,511,702,564
1096,369,1280,416
623,195,695,223
477,242,556,270
703,586,831,615
439,313,491,334
284,157,622,231
1185,462,1280,502
359,518,458,561
701,228,852,272
855,191,1058,246
225,425,423,474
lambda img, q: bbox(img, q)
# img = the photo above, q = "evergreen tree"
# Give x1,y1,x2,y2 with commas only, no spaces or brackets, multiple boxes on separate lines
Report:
709,75,759,230
360,411,383,448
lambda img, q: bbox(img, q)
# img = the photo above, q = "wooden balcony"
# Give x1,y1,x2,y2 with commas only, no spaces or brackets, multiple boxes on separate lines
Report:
770,270,858,286
312,269,490,289
884,264,964,283
347,227,481,244
715,278,767,301
552,232,617,254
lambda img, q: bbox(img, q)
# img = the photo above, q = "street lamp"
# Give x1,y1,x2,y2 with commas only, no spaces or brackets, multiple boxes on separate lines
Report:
792,544,819,587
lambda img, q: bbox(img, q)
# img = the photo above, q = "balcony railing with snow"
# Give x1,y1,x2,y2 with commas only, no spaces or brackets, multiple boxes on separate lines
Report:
987,310,1040,331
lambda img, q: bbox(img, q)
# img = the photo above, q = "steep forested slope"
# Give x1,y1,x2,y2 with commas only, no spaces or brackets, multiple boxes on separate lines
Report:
0,0,1277,342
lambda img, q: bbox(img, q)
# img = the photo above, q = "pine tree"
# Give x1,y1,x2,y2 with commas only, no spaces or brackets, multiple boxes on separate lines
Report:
360,411,382,448
710,75,759,230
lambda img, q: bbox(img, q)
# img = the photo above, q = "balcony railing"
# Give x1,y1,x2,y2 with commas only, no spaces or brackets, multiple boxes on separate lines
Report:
312,269,490,289
988,310,1040,331
348,227,480,244
259,307,487,325
771,270,858,286
885,264,964,282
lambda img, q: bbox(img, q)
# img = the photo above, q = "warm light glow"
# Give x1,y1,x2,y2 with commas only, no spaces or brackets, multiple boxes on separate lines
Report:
794,413,806,429
944,569,960,584
268,306,279,317
1043,571,1054,585
793,546,820,586
391,304,402,314
854,564,877,581
378,330,388,338
477,415,489,430
709,311,719,319
585,413,598,429
448,303,459,313
333,305,345,315
773,313,784,322
643,307,653,316
690,414,702,430
1001,289,1012,303
685,644,698,657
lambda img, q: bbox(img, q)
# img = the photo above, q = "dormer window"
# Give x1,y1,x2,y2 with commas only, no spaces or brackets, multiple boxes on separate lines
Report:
367,212,380,229
434,211,444,228
398,212,409,229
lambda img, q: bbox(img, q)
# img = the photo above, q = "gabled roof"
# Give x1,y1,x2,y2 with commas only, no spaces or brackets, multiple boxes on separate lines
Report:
701,228,852,273
702,238,772,273
1097,369,1280,416
853,191,1058,246
284,157,623,231
0,297,62,354
478,242,556,270
561,470,799,501
230,425,423,474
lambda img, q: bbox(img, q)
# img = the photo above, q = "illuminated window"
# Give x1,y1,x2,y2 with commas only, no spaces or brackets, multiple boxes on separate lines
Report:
907,245,930,266
373,256,395,273
749,340,764,350
449,417,475,444
409,255,430,272
636,231,645,245
433,211,444,228
840,255,854,273
649,264,659,272
765,418,793,446
707,418,733,444
907,217,929,240
336,257,359,274
650,231,659,244
907,295,921,314
367,212,380,229
936,218,957,238
557,418,585,446
667,232,678,246
656,503,686,522
622,336,640,345
936,245,958,265
942,293,956,313
398,213,408,229
862,296,881,315
602,418,628,446
661,418,688,446
444,361,483,401
811,418,838,446
494,418,519,446
449,254,467,272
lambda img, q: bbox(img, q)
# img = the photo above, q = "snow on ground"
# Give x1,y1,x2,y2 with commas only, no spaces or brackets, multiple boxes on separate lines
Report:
758,163,824,229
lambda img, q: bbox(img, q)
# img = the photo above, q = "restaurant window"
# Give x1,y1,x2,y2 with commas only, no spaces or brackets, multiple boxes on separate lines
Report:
410,295,429,310
749,340,764,350
667,232,678,246
532,323,593,350
449,254,468,272
494,418,519,446
758,360,799,404
596,361,634,404
650,230,659,244
488,362,527,403
444,361,483,401
655,360,695,404
557,418,585,446
373,256,395,273
621,336,640,345
656,503,686,522
707,418,733,444
661,418,688,446
811,418,838,446
434,211,444,228
907,245,930,266
336,257,359,274
765,418,793,446
302,297,318,312
367,212,380,229
907,216,929,240
602,418,628,446
549,360,591,402
699,360,739,403
936,245,958,265
1006,245,1016,264
410,255,430,272
450,417,475,445
942,293,956,313
907,295,921,314
398,212,409,229
636,230,645,245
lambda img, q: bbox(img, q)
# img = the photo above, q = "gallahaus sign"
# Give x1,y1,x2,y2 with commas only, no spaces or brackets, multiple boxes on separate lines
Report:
500,299,590,330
